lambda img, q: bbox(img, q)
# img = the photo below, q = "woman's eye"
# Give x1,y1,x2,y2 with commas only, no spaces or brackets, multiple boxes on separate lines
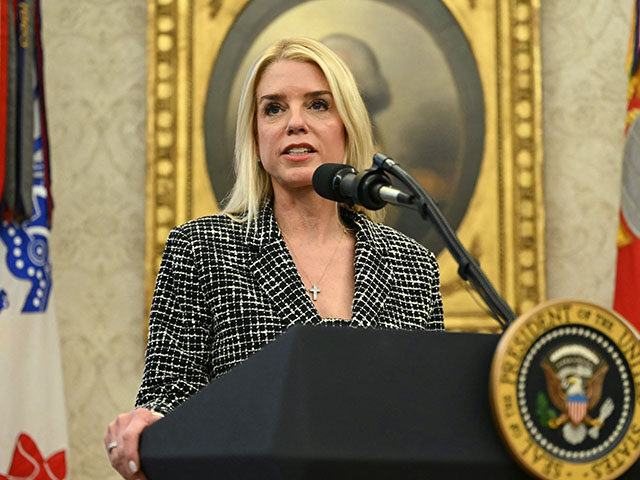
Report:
265,103,282,115
310,99,329,111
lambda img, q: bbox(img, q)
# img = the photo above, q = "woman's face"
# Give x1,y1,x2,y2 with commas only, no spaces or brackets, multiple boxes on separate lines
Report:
255,60,346,195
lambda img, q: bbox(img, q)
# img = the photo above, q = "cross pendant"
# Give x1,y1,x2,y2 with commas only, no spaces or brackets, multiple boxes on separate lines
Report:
309,284,321,301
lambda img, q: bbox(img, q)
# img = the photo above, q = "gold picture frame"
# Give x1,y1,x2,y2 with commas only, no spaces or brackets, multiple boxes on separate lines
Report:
145,0,545,332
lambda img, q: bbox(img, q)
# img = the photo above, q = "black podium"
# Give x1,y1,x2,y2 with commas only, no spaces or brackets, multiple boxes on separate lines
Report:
138,325,535,479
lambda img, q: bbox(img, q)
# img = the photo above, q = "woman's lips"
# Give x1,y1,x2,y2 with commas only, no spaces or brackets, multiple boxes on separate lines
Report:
281,151,314,161
281,144,316,161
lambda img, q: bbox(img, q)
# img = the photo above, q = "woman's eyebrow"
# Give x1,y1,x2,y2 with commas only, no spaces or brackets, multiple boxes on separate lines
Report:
305,90,332,98
258,94,284,103
258,90,332,103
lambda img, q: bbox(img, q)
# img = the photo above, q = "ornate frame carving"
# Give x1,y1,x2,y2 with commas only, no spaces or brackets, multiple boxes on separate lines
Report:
145,0,545,332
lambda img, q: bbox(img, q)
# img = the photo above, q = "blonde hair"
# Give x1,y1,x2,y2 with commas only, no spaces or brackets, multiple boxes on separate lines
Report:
221,37,382,225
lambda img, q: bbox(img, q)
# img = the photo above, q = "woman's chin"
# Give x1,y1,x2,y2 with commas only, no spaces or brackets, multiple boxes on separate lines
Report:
272,175,315,194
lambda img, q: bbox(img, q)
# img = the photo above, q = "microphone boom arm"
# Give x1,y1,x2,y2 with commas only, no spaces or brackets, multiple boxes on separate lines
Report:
373,153,516,330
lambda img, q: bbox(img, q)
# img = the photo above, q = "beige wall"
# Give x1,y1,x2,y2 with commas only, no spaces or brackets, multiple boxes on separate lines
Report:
40,1,632,478
542,0,630,306
42,1,147,478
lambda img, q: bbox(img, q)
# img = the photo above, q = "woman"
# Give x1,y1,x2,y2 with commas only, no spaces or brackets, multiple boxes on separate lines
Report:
105,37,443,479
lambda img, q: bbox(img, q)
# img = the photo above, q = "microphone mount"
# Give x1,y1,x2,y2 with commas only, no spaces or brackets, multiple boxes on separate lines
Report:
340,167,392,210
321,164,414,210
372,153,516,330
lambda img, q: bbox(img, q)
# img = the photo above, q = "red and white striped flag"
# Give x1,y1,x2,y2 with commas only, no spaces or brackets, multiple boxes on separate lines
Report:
567,395,588,426
615,0,640,332
0,1,67,479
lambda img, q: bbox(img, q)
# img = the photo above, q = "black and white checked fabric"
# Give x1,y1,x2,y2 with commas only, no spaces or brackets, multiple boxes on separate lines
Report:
135,203,444,414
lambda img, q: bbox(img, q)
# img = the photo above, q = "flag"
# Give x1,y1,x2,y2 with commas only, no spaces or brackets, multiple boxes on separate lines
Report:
0,1,68,478
615,0,640,332
0,0,9,199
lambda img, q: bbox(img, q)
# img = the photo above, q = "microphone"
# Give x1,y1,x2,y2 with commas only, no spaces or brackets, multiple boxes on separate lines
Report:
312,163,415,210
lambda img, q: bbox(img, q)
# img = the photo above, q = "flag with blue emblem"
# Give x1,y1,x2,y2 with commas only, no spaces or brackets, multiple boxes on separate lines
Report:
0,1,68,479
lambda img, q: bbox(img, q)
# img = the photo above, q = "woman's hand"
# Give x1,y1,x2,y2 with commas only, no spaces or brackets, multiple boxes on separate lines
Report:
105,408,164,479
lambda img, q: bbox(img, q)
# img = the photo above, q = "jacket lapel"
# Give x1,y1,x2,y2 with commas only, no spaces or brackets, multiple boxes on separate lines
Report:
248,204,321,326
348,211,392,328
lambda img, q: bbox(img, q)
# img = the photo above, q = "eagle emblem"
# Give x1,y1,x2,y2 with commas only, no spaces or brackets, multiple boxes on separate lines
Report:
541,343,614,445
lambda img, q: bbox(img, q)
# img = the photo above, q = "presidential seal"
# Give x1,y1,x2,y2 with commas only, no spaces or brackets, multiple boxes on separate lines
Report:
490,300,640,479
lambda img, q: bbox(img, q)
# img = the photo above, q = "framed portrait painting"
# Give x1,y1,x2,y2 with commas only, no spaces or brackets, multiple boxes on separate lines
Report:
145,0,545,331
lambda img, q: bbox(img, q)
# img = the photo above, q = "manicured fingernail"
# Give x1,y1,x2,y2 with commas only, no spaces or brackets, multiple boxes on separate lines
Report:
129,460,138,473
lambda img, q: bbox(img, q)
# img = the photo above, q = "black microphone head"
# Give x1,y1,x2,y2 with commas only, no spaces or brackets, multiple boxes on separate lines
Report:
312,163,355,202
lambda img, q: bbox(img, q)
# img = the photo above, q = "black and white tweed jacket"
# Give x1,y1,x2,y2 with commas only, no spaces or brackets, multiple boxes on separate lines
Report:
135,203,444,414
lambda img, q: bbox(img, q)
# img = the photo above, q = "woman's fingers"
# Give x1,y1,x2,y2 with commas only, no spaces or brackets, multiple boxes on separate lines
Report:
120,411,155,475
106,408,162,479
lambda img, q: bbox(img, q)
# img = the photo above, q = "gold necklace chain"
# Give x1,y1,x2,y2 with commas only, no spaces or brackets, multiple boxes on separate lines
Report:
280,227,346,302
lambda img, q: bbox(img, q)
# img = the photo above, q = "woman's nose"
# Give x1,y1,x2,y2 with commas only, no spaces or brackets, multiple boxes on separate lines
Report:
286,108,308,134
